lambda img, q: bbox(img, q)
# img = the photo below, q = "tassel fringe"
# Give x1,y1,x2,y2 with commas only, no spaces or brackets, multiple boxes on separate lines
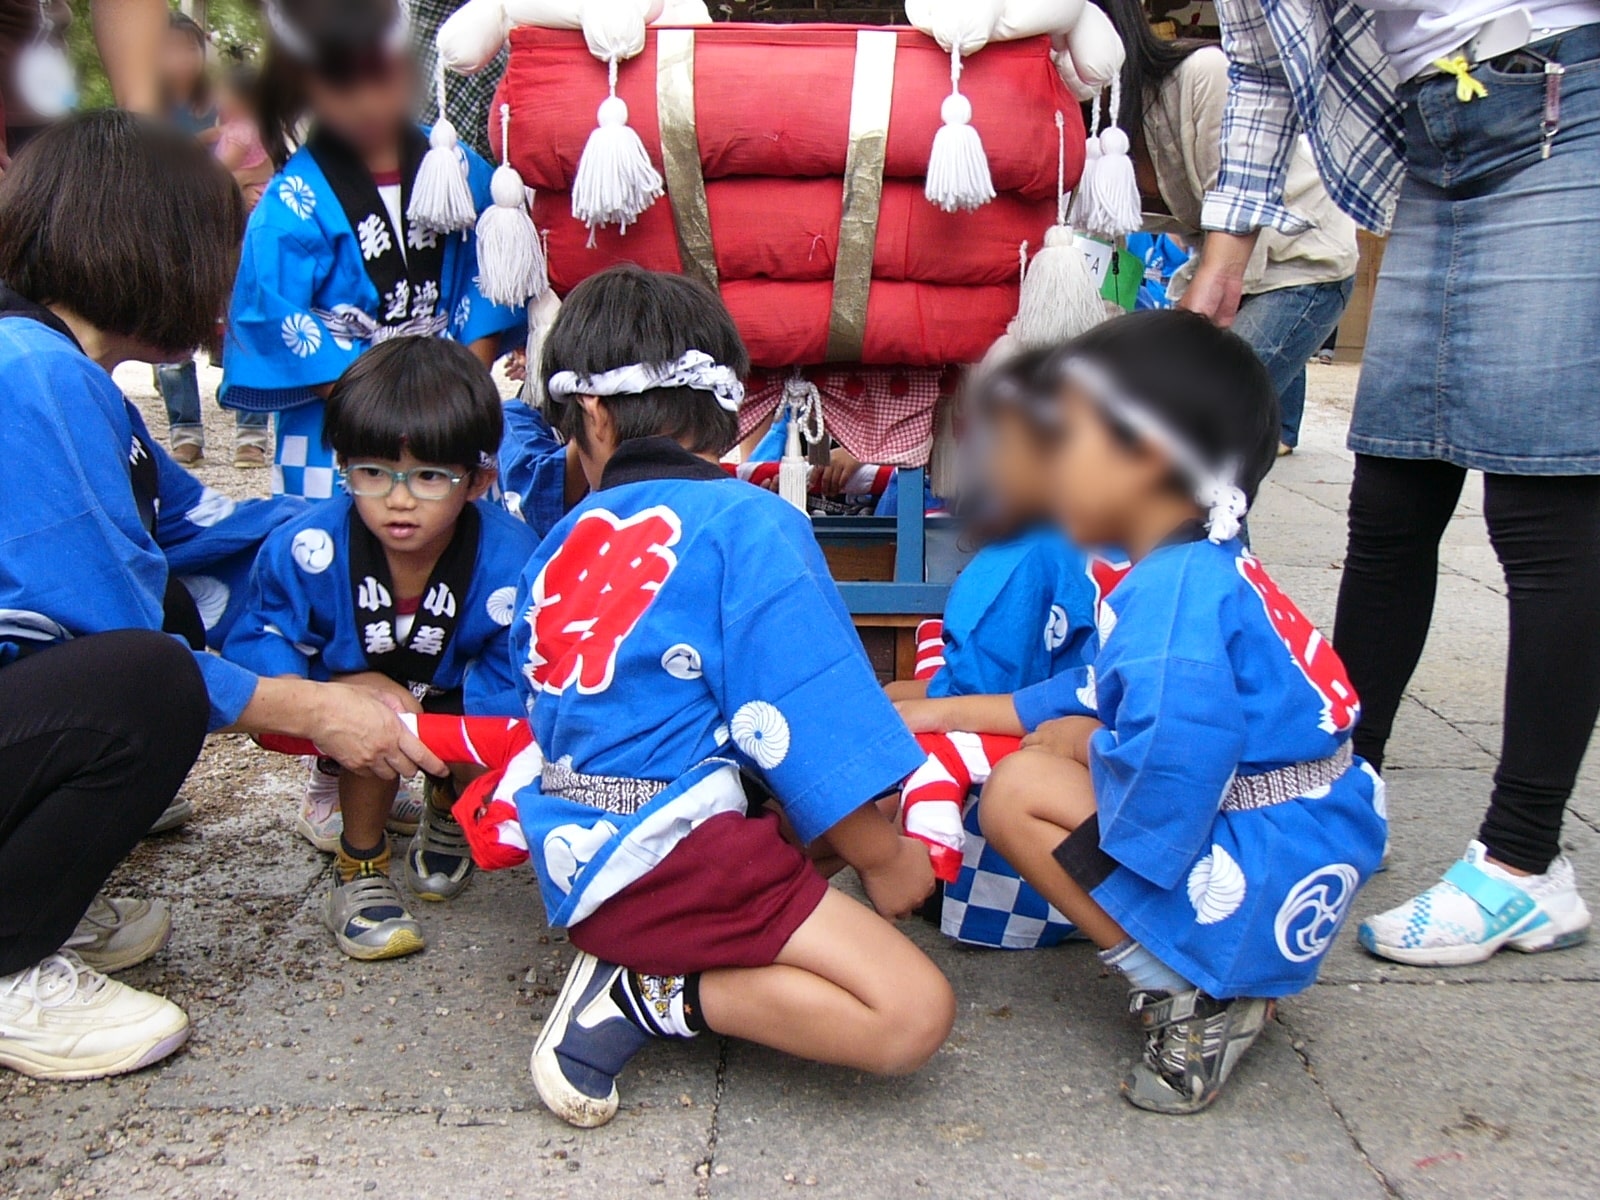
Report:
571,58,664,236
408,64,479,234
475,103,549,307
925,45,995,213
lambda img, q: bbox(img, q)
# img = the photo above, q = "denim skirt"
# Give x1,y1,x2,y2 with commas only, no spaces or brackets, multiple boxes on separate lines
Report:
1351,23,1600,474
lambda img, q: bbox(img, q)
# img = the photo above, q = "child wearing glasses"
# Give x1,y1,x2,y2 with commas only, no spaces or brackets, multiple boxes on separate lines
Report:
225,337,537,960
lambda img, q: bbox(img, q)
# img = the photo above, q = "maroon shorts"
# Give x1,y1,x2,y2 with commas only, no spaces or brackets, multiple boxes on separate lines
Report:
568,810,828,976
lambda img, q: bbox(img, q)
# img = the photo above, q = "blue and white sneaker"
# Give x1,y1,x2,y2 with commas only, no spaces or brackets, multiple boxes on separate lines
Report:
1359,840,1590,966
531,951,649,1128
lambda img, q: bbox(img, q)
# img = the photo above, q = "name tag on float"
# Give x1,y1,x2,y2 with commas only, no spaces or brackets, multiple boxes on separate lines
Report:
1075,234,1116,287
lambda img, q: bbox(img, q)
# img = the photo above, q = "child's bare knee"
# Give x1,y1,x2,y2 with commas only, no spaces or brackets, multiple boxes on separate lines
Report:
868,967,956,1075
977,755,1030,842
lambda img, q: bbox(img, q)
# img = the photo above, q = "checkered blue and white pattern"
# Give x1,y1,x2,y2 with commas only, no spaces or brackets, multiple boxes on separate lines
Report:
941,801,1078,950
1205,0,1404,235
274,407,338,501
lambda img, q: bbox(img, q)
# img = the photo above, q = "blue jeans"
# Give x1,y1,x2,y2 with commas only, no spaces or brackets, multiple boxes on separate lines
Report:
1232,278,1354,449
158,360,270,452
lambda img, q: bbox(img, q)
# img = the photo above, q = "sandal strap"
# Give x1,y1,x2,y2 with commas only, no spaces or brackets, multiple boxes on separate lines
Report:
1129,988,1220,1030
1442,860,1537,923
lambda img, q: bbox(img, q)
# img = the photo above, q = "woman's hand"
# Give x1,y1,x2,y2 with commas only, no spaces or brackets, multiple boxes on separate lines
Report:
309,682,444,780
1021,716,1102,765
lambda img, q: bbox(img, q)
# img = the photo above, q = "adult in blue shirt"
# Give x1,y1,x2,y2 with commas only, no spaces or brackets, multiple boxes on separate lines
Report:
0,112,444,1083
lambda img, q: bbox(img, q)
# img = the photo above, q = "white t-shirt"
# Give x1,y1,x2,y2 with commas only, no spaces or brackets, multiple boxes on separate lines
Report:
1356,1,1600,80
378,182,407,263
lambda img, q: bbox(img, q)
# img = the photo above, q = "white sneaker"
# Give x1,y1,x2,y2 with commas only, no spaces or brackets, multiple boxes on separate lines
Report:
295,758,343,853
0,951,189,1080
71,895,172,973
1359,840,1591,966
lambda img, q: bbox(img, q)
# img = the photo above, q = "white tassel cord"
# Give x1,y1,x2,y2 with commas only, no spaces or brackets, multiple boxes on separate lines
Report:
409,62,479,234
571,57,664,238
1010,113,1106,348
476,103,549,307
778,376,823,511
1080,78,1142,239
925,44,995,213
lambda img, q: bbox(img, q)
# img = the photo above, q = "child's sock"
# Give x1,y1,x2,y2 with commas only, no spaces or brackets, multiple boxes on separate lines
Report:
608,970,708,1039
1099,938,1193,994
336,835,391,884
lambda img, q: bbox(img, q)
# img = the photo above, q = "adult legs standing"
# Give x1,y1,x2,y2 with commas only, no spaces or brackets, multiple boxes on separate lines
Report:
1231,277,1353,451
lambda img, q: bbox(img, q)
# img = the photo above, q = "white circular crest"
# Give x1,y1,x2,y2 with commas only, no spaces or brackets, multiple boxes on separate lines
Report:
1075,666,1098,712
661,643,703,680
486,586,517,627
278,175,317,220
712,724,730,747
1186,845,1247,925
179,575,230,631
1044,604,1070,652
281,312,323,359
1274,863,1361,963
542,819,619,896
1096,602,1119,647
290,528,336,574
730,701,790,769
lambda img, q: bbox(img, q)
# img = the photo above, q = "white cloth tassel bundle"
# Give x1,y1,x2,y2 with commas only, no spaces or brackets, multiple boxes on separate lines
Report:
571,57,664,236
925,45,995,213
1011,115,1106,348
1067,133,1101,230
409,63,479,234
476,104,549,307
1079,81,1142,238
778,409,810,512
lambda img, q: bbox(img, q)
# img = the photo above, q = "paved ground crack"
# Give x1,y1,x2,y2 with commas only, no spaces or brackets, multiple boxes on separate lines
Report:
696,1036,730,1198
1278,1010,1403,1199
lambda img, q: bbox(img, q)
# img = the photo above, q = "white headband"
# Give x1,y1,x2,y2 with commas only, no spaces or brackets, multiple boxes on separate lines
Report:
1063,357,1249,544
547,350,745,414
264,0,412,62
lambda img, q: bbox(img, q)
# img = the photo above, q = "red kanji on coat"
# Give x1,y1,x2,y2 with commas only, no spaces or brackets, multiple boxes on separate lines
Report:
1237,554,1359,734
527,506,682,695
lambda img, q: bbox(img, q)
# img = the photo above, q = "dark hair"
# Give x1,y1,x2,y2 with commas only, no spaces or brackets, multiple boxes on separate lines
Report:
167,13,213,111
1088,0,1204,135
0,111,244,355
220,61,260,107
323,337,504,469
975,345,1062,437
542,265,747,457
1061,309,1279,504
257,0,409,167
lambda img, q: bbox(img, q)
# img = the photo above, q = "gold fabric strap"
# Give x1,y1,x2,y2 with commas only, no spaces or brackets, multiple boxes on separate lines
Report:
825,29,897,362
655,28,718,292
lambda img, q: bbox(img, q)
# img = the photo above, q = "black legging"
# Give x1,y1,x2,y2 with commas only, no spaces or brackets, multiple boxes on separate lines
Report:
1334,455,1600,873
0,630,208,975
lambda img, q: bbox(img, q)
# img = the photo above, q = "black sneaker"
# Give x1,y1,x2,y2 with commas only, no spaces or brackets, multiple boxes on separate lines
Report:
530,952,650,1128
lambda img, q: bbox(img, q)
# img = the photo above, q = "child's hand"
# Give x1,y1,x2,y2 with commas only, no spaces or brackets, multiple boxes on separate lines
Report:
860,836,937,921
895,698,953,734
1021,716,1101,764
334,671,424,715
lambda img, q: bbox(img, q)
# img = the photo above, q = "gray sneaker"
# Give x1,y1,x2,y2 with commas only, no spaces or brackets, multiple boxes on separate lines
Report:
1122,988,1273,1115
404,784,475,901
147,796,193,835
322,865,425,961
72,895,172,973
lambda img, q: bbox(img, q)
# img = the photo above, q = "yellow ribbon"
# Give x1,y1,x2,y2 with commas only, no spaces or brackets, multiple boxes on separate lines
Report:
1432,55,1489,102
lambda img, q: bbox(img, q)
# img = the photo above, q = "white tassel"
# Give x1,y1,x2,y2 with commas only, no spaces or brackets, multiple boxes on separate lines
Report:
1010,114,1106,348
571,57,664,236
1011,226,1108,348
476,103,548,307
925,45,995,213
778,408,810,512
1080,80,1142,239
409,63,479,234
1067,133,1101,230
1197,474,1249,543
929,391,962,501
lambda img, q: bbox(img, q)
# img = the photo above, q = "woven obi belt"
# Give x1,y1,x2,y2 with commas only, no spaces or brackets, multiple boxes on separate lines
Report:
1219,743,1354,813
542,759,669,817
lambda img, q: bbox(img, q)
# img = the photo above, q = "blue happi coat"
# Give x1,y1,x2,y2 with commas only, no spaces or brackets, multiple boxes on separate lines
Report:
927,526,1121,700
220,127,523,499
0,300,264,731
223,495,537,717
1014,533,1388,998
509,439,925,928
498,399,569,538
931,528,1129,949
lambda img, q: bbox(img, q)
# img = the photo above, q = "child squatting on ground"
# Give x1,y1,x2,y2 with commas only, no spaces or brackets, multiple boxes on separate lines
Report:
224,338,537,961
900,311,1389,1113
509,265,955,1128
